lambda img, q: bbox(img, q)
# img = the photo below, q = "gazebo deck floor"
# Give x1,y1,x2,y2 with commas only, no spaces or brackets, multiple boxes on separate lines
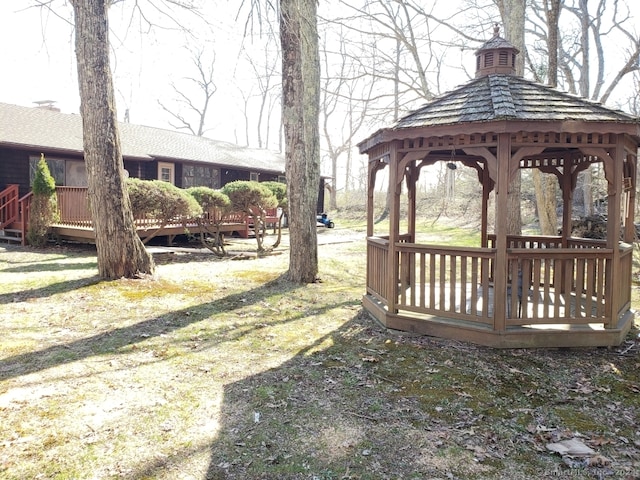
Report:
365,281,633,348
416,282,607,322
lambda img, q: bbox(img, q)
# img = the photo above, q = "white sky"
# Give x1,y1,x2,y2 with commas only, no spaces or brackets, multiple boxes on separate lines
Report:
1,0,638,175
0,1,271,145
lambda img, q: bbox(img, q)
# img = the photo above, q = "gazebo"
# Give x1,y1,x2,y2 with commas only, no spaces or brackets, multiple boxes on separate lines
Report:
358,29,640,348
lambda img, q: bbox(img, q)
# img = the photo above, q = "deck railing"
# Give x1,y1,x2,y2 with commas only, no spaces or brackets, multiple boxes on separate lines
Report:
52,186,270,235
55,187,92,227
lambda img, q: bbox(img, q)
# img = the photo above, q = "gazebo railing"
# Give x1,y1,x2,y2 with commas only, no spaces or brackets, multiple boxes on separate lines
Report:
366,237,390,304
396,242,496,325
506,248,613,326
367,236,628,332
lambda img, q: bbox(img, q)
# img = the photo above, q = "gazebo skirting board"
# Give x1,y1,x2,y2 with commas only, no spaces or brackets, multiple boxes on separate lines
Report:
365,236,634,348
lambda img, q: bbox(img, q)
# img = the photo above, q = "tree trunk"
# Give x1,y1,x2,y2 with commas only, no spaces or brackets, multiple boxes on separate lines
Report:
544,0,561,87
280,0,320,283
529,0,560,236
497,0,526,235
71,0,155,279
532,170,558,235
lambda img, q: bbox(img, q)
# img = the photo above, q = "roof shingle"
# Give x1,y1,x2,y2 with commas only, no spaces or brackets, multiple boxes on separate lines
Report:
393,74,639,130
0,102,285,174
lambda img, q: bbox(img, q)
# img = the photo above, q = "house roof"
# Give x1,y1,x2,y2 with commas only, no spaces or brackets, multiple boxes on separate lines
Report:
359,74,640,152
0,102,285,174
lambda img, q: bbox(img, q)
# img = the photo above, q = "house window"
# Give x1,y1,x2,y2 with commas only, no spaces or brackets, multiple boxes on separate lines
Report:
29,155,65,185
65,160,88,186
158,162,175,184
182,164,220,189
250,172,259,182
278,175,286,184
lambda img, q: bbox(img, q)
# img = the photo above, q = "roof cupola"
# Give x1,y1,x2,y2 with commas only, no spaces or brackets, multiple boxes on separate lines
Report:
475,24,519,77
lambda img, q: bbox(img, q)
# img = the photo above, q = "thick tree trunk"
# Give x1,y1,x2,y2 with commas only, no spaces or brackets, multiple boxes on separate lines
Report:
280,0,320,283
72,0,155,279
532,170,557,235
497,0,526,235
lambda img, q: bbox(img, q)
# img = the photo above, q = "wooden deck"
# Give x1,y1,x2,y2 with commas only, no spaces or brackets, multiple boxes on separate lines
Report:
0,185,280,245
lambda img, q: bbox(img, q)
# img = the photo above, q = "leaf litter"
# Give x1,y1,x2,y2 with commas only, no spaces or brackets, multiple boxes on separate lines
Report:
0,235,639,479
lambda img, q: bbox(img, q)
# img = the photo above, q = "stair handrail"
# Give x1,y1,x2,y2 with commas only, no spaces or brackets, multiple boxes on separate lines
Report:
18,191,33,246
0,184,19,229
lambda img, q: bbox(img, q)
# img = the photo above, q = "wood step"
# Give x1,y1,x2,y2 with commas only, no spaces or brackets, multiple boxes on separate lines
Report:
0,229,23,243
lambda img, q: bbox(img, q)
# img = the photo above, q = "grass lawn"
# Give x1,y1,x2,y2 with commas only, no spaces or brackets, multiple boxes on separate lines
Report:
1,225,639,480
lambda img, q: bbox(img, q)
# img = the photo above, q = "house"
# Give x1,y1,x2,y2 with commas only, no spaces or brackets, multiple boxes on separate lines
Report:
0,102,287,197
0,102,327,243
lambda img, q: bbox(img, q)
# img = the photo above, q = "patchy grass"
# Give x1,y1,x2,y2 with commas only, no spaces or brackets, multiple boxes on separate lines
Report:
0,230,639,480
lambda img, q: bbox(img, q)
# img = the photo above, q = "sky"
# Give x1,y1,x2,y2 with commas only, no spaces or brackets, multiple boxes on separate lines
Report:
0,1,272,146
1,0,639,173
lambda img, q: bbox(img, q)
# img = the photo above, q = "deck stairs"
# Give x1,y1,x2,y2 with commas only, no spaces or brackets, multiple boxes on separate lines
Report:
0,185,25,245
0,227,23,244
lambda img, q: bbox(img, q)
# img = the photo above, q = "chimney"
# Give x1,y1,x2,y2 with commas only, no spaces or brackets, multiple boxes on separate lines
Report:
33,100,61,112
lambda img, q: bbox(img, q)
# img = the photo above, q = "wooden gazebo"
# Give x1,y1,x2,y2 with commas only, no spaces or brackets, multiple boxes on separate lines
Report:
358,30,640,348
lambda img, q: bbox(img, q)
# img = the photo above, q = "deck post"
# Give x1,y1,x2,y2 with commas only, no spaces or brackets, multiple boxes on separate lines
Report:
493,133,511,331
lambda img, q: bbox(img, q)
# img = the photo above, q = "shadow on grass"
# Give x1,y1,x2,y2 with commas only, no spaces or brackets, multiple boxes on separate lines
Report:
121,311,506,480
0,274,342,383
0,276,102,304
1,260,98,274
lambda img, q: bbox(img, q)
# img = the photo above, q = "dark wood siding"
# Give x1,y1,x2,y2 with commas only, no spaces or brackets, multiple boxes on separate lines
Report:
0,147,34,197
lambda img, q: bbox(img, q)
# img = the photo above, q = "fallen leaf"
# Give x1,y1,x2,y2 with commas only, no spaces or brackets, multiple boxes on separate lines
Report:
588,454,611,467
546,438,596,457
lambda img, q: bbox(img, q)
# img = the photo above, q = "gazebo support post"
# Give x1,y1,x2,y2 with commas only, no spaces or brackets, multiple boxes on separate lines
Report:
481,166,491,248
366,159,377,238
407,163,418,243
561,160,574,249
493,133,512,331
605,137,625,328
386,141,401,315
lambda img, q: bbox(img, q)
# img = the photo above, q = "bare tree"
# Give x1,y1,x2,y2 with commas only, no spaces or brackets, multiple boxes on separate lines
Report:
280,0,321,283
158,45,217,136
529,0,640,219
320,26,375,209
70,0,155,279
243,38,281,149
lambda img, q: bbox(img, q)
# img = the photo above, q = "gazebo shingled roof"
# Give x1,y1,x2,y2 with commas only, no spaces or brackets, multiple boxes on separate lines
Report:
358,29,640,348
392,75,639,128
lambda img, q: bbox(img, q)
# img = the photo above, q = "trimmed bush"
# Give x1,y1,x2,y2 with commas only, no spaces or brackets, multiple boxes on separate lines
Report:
186,186,231,213
221,180,278,213
27,154,59,246
261,181,287,210
127,178,203,223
